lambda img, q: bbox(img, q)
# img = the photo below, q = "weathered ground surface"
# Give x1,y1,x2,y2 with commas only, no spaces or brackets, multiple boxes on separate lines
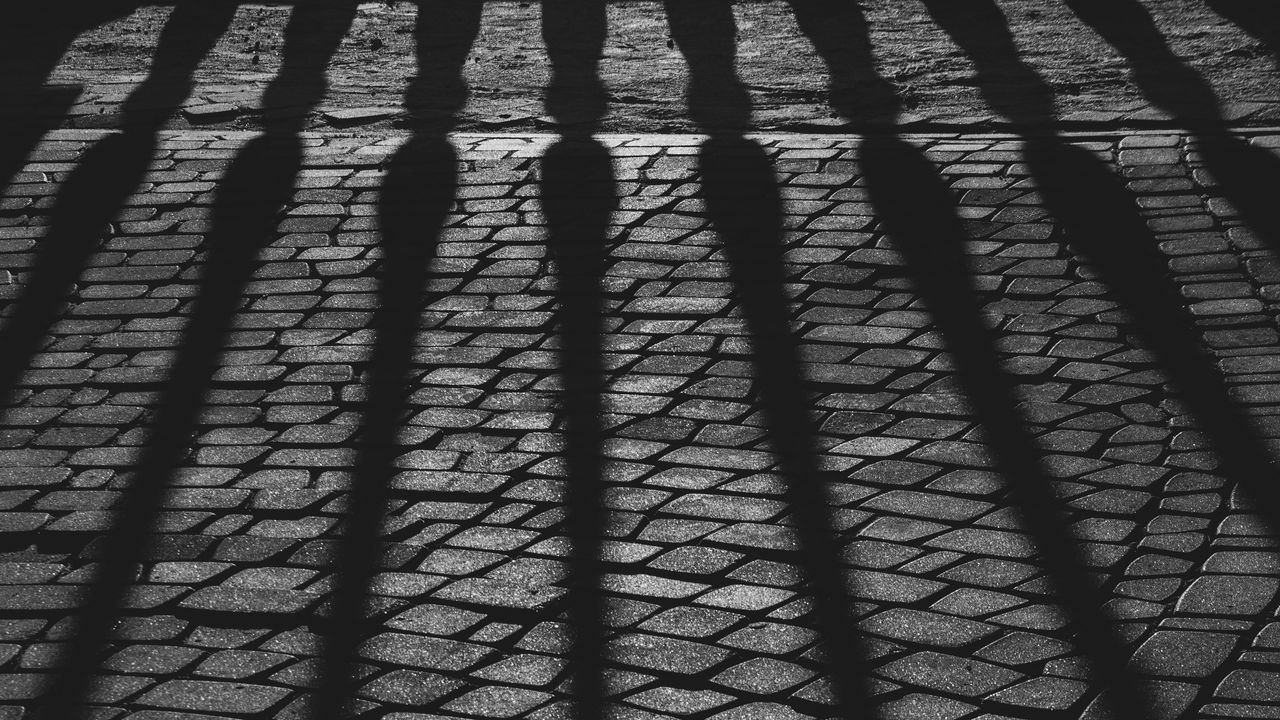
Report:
23,1,1280,132
2,128,1280,718
5,1,1280,719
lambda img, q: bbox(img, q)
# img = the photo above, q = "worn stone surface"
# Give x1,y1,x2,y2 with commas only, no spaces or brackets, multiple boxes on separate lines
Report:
21,2,1280,135
1,128,1280,720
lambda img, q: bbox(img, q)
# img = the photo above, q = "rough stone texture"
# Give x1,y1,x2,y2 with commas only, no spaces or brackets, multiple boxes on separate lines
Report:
23,2,1280,134
1,128,1280,720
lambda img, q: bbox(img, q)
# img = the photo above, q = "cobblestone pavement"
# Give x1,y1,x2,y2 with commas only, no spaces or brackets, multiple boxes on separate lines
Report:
3,127,1280,720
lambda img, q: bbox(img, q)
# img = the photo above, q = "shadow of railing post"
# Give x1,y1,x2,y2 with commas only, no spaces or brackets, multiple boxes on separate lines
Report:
0,0,236,412
784,0,1183,717
32,3,356,718
920,0,1280,540
926,0,1280,715
663,2,870,717
540,0,617,717
1067,0,1280,261
861,132,1164,720
314,1,480,717
0,0,141,192
1206,0,1280,69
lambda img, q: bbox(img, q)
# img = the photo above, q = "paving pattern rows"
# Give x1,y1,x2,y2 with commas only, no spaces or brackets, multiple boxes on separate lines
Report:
1,128,1280,719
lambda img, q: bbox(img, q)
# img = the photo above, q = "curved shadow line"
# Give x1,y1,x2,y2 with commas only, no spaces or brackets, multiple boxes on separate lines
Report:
788,0,1166,717
0,0,140,192
315,1,481,717
1067,0,1280,259
541,0,617,716
664,1,869,717
317,136,460,720
1205,0,1280,68
0,0,236,412
919,0,1280,715
862,134,1159,720
922,0,1280,541
32,3,356,718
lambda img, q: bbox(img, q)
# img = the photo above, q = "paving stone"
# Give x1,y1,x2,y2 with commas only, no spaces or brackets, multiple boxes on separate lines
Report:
440,686,555,718
711,656,817,695
879,693,980,720
860,609,1000,648
626,687,735,715
322,107,400,125
0,586,86,612
385,605,486,637
0,675,45,701
1176,576,1279,616
472,654,565,687
1131,630,1236,679
360,633,494,673
193,650,292,680
696,584,795,611
135,679,289,714
703,701,814,720
636,606,742,638
358,669,464,706
103,645,205,674
974,632,1071,666
183,104,240,122
880,650,1023,696
1215,670,1280,703
609,633,731,675
179,587,320,616
989,676,1090,712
